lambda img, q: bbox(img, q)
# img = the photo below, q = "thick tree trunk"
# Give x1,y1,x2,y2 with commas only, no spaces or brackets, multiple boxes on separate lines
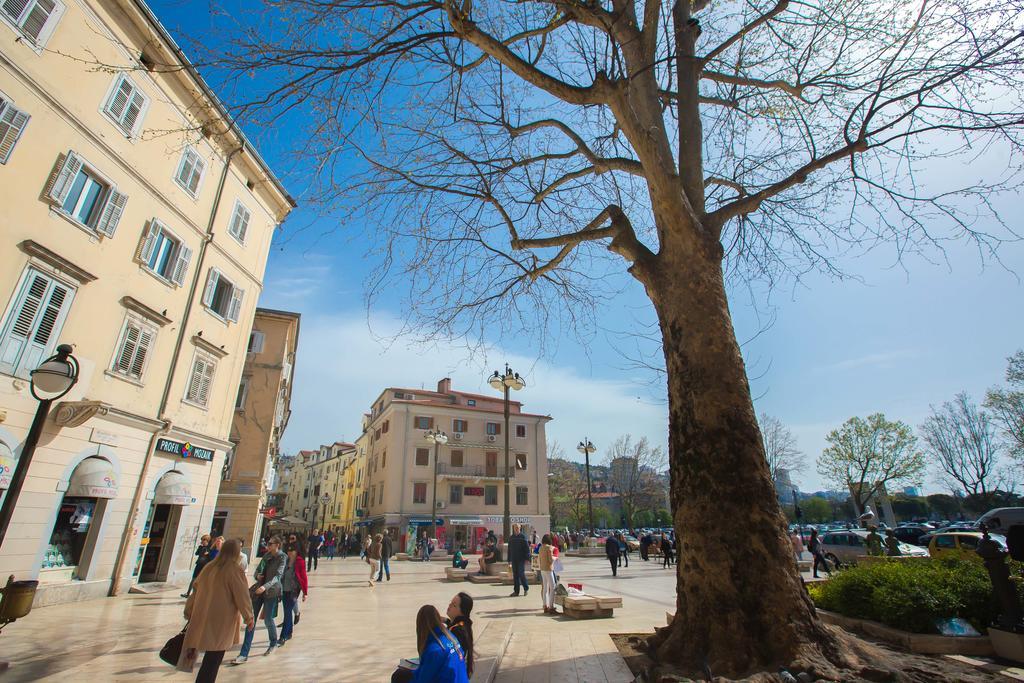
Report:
644,245,841,678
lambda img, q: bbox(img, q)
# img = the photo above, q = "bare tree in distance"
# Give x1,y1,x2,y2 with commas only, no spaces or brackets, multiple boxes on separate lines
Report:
604,434,667,528
760,413,806,484
818,414,926,516
987,350,1024,463
207,0,1024,674
921,392,1002,498
547,456,590,531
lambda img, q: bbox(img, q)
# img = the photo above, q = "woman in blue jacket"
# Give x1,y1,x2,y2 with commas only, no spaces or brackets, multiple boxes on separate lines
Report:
412,604,468,683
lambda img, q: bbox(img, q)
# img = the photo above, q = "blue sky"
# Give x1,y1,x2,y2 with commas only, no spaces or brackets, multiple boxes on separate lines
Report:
151,0,1024,493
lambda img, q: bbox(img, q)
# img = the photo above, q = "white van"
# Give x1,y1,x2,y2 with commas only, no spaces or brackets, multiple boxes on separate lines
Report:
977,508,1024,533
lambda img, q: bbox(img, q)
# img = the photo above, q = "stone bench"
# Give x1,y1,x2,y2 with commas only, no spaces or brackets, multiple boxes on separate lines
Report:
470,619,512,681
555,593,622,619
445,567,468,582
466,573,504,585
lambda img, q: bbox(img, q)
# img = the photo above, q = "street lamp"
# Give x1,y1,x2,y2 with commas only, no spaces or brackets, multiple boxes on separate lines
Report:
488,364,525,540
577,438,596,538
0,344,79,550
424,428,448,541
310,493,330,532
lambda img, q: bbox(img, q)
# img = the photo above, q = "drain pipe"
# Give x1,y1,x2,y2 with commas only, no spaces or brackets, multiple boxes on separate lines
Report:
108,142,244,596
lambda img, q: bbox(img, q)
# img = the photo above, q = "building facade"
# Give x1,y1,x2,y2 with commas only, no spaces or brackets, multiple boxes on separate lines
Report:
0,0,293,604
214,308,299,559
358,378,551,553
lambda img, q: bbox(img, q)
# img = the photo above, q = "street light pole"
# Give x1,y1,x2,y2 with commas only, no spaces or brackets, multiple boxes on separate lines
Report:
0,345,79,551
577,439,596,538
489,365,524,541
424,428,448,541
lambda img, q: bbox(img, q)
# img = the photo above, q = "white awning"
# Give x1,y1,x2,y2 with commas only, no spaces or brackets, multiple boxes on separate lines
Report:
447,517,483,526
0,442,17,489
154,471,192,505
67,457,118,499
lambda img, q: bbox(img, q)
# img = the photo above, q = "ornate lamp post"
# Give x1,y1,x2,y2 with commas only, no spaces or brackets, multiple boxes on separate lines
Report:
0,344,80,550
488,364,525,540
424,428,448,541
577,438,596,538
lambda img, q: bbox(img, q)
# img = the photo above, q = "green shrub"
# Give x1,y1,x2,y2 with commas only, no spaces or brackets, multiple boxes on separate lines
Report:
808,557,1023,634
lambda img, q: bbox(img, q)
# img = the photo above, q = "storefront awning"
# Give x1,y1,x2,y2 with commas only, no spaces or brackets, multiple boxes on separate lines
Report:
67,457,118,498
0,442,17,489
446,517,482,526
154,471,192,505
268,515,308,526
407,517,444,526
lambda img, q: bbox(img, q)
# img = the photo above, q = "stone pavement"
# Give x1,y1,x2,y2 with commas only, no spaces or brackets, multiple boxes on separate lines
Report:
0,554,822,682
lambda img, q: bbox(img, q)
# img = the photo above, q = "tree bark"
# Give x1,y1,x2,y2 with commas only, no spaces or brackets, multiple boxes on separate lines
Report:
643,239,839,677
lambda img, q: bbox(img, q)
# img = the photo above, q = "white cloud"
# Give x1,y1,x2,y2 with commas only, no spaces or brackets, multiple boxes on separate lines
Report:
281,311,668,465
822,349,918,372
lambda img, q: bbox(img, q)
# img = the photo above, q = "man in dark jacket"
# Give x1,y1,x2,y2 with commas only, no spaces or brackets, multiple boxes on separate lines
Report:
605,533,621,576
507,524,530,596
377,529,394,582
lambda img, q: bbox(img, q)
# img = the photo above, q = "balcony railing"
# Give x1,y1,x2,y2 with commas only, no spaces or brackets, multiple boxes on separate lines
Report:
436,463,517,479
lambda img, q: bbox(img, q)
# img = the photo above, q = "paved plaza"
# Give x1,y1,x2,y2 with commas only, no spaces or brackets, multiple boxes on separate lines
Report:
0,553,697,682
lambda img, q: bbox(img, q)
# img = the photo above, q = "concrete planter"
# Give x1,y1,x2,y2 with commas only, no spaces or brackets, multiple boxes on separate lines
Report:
988,628,1024,663
816,609,993,656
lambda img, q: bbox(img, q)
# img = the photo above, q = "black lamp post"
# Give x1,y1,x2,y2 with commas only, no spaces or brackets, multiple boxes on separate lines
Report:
0,344,79,550
424,428,448,541
577,438,596,538
488,364,525,541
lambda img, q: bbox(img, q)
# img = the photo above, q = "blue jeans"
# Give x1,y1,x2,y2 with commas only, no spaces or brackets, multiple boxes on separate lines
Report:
280,592,297,640
422,546,431,561
512,561,529,593
239,595,279,657
377,557,390,580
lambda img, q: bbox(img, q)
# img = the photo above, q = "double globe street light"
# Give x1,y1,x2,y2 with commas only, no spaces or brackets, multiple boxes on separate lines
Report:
424,428,448,542
0,344,80,550
488,365,524,541
577,439,596,538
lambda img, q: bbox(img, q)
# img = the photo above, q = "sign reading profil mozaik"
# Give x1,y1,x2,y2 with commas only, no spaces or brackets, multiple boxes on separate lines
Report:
155,438,214,462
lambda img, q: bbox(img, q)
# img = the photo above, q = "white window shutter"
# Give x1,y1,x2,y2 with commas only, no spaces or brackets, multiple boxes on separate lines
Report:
14,278,71,377
202,269,218,307
0,273,47,374
189,155,205,194
186,357,203,402
227,286,244,323
1,0,30,24
0,101,29,164
130,326,152,378
115,321,139,375
96,188,127,237
171,243,192,287
30,0,62,45
107,76,132,121
48,151,83,204
137,220,160,263
121,89,147,136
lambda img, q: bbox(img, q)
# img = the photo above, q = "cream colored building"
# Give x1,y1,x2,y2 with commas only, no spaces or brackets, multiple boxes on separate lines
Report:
0,0,293,604
215,308,299,559
359,378,551,553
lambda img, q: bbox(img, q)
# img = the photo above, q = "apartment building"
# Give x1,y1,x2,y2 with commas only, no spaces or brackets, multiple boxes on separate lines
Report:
214,308,299,560
0,0,293,604
359,378,551,553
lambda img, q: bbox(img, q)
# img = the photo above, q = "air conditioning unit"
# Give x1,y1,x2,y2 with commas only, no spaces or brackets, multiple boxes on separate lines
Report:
487,435,497,442
453,433,463,440
436,501,446,509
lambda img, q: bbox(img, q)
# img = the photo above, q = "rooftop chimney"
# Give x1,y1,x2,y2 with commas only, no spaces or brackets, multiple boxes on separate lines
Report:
437,377,452,394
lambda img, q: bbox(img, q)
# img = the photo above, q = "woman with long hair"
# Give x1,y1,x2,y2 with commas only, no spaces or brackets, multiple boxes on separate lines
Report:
445,592,474,679
412,604,468,683
538,534,557,614
178,539,255,682
367,533,383,587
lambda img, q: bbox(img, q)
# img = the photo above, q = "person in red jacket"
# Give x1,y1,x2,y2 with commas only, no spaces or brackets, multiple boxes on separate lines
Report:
278,544,308,645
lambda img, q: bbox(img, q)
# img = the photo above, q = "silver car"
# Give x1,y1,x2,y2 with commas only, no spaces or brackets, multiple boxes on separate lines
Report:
820,529,928,567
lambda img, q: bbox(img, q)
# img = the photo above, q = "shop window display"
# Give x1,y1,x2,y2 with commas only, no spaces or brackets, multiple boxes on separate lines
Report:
43,497,95,572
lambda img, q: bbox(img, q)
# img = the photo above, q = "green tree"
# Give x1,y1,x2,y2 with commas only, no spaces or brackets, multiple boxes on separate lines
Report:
987,351,1024,463
926,494,961,519
802,497,832,524
818,414,926,516
890,495,929,521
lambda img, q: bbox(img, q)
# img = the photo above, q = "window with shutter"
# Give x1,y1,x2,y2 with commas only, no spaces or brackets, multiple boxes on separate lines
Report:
0,95,29,164
0,268,75,378
227,201,251,244
104,75,148,137
185,352,216,407
48,151,126,235
1,0,63,45
415,448,429,466
175,147,205,196
111,317,154,381
203,269,238,320
234,377,249,410
139,221,189,285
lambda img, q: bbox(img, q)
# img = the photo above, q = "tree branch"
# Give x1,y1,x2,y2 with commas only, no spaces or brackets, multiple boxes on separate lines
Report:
701,70,806,98
701,0,789,65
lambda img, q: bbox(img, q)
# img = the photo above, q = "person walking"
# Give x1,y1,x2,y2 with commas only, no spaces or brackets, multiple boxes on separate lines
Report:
378,529,394,582
306,528,323,571
178,539,254,682
660,534,674,568
808,528,831,578
278,544,308,646
884,529,902,557
538,534,556,614
617,533,630,568
638,533,649,561
182,534,213,598
367,533,383,587
324,529,336,560
605,533,620,577
419,530,433,562
790,528,805,563
507,524,530,597
233,536,286,665
339,532,349,559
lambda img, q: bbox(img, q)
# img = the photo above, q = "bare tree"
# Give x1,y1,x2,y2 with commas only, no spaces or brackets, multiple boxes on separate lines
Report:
818,414,926,515
207,0,1024,674
547,457,590,531
604,434,667,528
760,413,806,483
921,392,1001,497
987,351,1024,463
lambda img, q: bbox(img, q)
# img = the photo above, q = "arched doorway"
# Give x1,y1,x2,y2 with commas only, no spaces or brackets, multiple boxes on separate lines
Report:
134,470,192,583
43,456,117,580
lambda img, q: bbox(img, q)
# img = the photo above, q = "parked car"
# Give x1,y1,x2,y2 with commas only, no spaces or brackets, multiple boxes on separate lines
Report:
820,529,928,567
891,527,928,546
977,508,1024,534
927,531,1006,560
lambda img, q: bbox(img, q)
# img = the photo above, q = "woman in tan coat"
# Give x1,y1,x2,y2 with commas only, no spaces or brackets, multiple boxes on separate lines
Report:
538,534,556,614
178,538,255,682
367,533,383,587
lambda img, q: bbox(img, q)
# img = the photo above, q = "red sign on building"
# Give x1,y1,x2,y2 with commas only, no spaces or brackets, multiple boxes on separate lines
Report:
464,487,484,496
